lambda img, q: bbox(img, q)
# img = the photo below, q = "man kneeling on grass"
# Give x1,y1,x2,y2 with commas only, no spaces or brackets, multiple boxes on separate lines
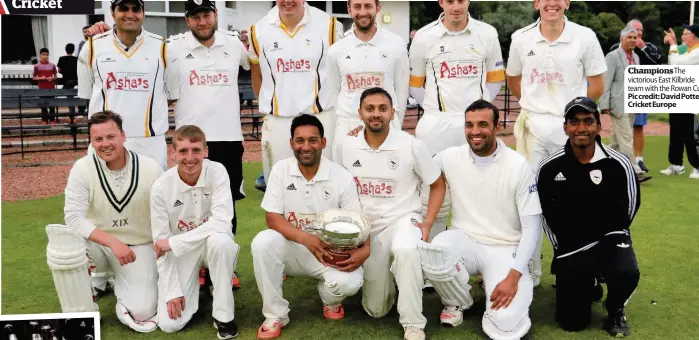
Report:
537,97,641,337
150,125,240,339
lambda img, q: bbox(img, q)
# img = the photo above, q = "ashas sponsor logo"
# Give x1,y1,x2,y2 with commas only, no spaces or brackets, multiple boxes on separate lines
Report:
354,176,394,197
529,68,564,84
189,70,230,86
105,72,149,91
346,72,384,92
177,213,210,232
276,58,311,73
439,61,478,79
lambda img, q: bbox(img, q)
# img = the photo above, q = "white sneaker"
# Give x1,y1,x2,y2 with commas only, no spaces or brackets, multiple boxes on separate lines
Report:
440,305,464,327
660,165,685,176
115,302,157,333
690,168,699,179
403,326,425,340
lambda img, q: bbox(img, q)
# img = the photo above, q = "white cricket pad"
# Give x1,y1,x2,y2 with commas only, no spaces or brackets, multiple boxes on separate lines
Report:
417,241,473,309
116,302,158,333
45,224,97,313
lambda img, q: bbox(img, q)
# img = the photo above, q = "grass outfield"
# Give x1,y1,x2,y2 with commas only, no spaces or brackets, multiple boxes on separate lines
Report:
2,136,698,340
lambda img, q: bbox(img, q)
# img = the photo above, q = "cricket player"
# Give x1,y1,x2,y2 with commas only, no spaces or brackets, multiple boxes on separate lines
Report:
506,0,607,286
537,97,640,337
248,0,345,189
78,0,175,170
251,114,365,339
150,125,239,339
417,99,541,340
62,111,162,332
408,0,506,243
88,0,251,289
326,0,409,144
334,87,446,340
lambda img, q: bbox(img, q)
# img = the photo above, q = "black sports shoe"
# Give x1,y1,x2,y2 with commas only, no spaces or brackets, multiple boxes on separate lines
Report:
638,160,649,173
213,319,239,339
603,311,630,338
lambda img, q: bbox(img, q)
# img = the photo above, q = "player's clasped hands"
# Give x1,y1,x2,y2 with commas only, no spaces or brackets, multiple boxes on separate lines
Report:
111,242,136,266
333,243,370,272
153,239,172,259
167,297,186,320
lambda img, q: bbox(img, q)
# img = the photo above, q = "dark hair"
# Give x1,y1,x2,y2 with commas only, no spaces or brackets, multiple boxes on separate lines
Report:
290,114,324,138
347,0,379,6
65,43,75,54
465,99,499,125
359,87,393,107
83,25,91,30
39,48,49,55
88,110,124,133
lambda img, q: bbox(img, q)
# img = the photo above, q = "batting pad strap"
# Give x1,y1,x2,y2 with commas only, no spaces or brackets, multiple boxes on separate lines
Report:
418,242,474,309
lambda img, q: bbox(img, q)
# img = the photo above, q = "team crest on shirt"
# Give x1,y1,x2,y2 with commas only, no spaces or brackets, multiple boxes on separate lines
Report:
387,155,399,170
202,189,212,200
322,186,333,200
589,170,603,185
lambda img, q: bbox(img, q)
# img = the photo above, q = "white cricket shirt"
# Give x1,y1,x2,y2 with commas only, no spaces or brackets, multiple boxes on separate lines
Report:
435,140,542,246
409,13,506,116
327,26,409,121
150,159,234,302
668,43,699,65
77,28,175,138
248,3,344,117
506,18,607,117
166,30,251,142
334,128,441,235
261,156,362,232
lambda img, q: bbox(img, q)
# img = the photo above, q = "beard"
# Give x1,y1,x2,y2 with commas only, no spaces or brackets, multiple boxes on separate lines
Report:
294,149,320,167
354,15,375,32
191,22,217,41
365,119,387,133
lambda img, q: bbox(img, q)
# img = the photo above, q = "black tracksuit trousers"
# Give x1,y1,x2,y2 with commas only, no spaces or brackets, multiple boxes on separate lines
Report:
554,231,640,331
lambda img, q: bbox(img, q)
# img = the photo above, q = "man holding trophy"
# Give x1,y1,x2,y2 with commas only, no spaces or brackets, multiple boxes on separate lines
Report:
251,114,368,340
334,87,447,340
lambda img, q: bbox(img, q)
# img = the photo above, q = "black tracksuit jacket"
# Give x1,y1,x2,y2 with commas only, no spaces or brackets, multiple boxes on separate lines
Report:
536,137,641,258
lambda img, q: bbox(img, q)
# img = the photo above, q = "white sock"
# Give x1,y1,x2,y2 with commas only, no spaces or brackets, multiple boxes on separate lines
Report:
635,157,643,163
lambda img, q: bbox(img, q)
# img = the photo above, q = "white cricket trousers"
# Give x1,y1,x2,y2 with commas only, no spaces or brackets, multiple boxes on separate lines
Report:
87,242,158,322
415,113,464,240
362,213,426,328
251,229,363,320
514,109,566,284
432,230,534,340
261,111,336,182
88,134,168,171
158,233,239,333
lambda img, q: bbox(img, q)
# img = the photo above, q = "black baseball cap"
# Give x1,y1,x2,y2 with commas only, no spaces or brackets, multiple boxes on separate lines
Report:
111,0,144,8
186,0,216,16
564,96,600,119
682,24,699,37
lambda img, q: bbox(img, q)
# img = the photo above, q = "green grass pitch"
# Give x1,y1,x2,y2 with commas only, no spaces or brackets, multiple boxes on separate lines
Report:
2,136,698,339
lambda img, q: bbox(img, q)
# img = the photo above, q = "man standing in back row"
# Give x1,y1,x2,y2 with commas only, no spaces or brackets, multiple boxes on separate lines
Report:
409,0,506,243
79,0,175,171
506,0,607,286
248,0,345,192
327,0,409,143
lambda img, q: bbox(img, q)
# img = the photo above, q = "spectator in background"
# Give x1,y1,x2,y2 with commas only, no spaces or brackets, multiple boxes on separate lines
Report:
600,27,651,183
57,43,80,118
609,19,661,173
662,24,699,179
77,25,91,56
33,48,57,125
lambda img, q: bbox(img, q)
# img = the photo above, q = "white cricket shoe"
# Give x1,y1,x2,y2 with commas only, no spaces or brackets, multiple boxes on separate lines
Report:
689,168,699,179
403,326,425,340
660,165,685,176
440,305,464,327
115,302,157,333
